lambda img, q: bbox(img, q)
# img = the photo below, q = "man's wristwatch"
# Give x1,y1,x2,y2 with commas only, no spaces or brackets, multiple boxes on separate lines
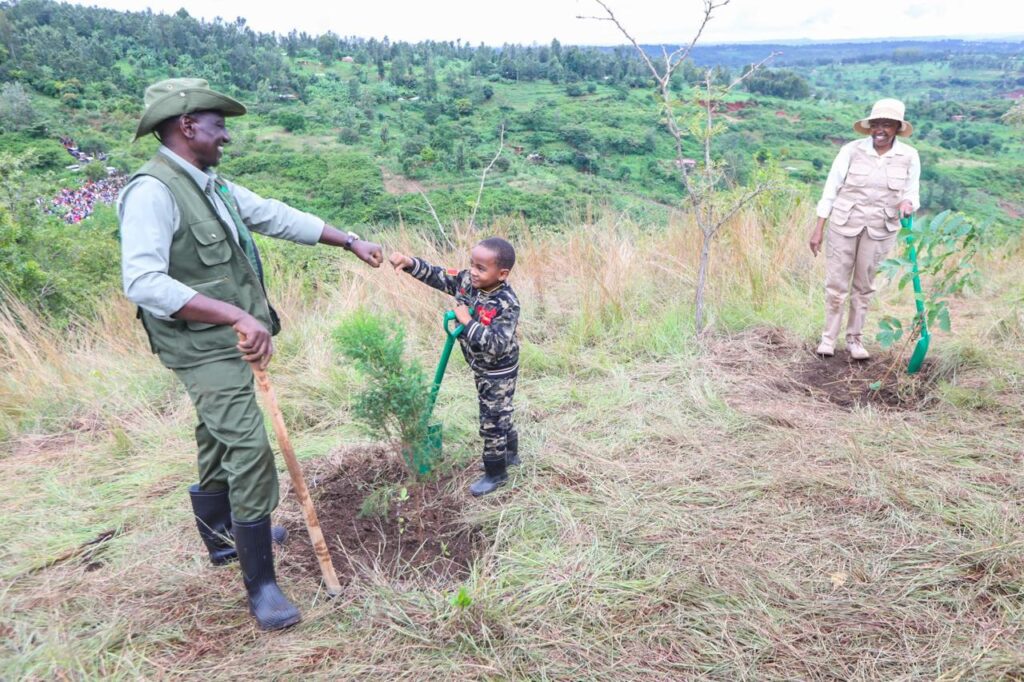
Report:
343,231,360,251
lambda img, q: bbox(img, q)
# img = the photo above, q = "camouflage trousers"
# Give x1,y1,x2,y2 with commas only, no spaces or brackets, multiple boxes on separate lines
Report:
474,372,518,465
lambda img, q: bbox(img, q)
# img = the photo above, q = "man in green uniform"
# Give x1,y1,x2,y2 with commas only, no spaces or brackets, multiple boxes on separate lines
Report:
118,78,383,631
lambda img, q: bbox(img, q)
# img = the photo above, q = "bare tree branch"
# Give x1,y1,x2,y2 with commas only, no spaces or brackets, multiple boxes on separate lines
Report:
711,183,781,233
662,0,728,70
581,0,779,334
726,51,781,92
578,3,662,85
468,123,505,230
579,0,727,79
416,188,454,249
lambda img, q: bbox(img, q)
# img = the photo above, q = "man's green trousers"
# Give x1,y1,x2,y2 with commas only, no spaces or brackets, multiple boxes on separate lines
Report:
174,357,279,521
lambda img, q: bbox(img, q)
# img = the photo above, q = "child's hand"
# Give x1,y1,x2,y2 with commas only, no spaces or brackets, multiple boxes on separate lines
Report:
388,251,413,274
454,304,472,325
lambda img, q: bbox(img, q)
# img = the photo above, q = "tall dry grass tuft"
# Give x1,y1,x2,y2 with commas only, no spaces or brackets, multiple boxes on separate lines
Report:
1,202,816,442
0,288,165,440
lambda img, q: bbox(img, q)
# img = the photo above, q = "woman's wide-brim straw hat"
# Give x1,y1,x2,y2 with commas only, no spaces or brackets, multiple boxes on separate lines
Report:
853,98,913,137
134,78,246,141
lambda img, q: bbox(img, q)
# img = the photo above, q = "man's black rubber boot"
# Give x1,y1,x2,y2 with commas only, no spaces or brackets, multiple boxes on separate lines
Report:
189,485,288,566
189,485,238,566
479,433,520,471
233,515,301,631
470,459,508,497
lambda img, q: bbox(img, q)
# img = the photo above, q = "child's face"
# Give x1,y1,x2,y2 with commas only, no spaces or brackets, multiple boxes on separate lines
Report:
469,245,509,290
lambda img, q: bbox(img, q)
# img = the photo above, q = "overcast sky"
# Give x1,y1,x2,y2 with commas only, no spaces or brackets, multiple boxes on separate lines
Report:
65,0,1024,45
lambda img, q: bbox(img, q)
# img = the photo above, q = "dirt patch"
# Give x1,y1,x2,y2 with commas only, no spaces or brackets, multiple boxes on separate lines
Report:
998,199,1023,219
381,168,425,195
789,351,936,409
775,110,800,123
277,448,481,585
710,326,937,411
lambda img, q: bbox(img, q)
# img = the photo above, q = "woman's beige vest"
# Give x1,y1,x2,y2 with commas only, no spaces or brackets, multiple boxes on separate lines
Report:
829,142,912,240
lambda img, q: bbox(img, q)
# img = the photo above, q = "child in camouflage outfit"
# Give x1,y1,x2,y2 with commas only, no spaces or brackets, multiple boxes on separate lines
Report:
389,237,520,496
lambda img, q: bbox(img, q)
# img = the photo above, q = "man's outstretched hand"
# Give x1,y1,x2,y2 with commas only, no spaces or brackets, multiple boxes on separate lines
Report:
351,239,383,268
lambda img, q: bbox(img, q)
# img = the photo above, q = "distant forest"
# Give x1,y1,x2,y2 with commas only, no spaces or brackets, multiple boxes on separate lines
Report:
4,0,1022,107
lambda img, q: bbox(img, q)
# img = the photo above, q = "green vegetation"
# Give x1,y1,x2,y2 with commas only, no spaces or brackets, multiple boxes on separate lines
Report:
4,214,1024,678
2,1,1024,678
333,309,436,478
876,210,984,349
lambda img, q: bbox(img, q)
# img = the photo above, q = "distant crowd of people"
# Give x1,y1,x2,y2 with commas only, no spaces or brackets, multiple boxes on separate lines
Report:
39,175,127,224
60,134,107,164
35,135,125,223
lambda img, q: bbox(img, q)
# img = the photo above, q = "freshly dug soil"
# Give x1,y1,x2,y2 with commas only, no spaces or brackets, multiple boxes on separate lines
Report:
710,326,937,411
791,350,936,409
276,448,481,585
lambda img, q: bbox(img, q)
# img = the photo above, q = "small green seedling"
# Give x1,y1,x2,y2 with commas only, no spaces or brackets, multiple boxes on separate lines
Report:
875,210,983,357
452,586,472,609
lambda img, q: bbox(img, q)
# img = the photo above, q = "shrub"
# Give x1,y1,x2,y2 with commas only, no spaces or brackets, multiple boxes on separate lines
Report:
275,110,306,132
332,310,436,479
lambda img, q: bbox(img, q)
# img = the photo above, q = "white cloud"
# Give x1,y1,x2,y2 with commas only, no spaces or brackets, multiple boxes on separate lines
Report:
62,0,1024,44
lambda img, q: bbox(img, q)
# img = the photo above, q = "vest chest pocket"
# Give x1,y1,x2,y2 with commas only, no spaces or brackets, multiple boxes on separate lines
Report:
830,196,856,225
886,164,909,190
845,161,874,187
190,219,232,266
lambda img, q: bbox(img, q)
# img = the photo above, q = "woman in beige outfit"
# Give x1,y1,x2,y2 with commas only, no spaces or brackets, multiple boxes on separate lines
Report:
808,98,920,359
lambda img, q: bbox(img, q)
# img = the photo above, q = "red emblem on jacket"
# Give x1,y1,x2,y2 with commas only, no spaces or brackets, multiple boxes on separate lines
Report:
476,306,498,326
446,268,459,276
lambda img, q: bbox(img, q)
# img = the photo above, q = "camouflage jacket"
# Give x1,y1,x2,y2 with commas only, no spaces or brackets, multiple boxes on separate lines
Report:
406,257,520,377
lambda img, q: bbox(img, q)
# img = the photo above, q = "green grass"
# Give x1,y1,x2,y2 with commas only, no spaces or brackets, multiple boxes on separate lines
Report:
3,214,1024,678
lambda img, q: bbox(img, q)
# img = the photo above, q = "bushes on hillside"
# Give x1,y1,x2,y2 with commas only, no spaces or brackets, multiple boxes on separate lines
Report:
743,68,810,100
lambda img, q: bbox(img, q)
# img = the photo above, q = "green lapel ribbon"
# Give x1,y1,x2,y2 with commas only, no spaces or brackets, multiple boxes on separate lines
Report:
213,178,263,283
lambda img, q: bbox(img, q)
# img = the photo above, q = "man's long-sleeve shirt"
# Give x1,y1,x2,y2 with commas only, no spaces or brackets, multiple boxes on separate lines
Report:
118,145,325,319
406,257,520,377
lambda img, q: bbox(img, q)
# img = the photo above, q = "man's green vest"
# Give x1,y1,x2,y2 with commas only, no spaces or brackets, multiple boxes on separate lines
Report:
131,154,275,369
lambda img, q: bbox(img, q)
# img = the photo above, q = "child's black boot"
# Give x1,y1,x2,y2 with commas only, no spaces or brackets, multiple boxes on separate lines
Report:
479,431,520,471
470,458,508,497
505,430,520,467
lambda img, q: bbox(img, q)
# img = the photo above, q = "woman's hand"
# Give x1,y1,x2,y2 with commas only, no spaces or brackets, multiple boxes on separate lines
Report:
898,200,914,218
808,220,826,257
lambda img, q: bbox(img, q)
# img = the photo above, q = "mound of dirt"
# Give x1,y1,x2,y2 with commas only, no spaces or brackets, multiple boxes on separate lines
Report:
276,448,481,585
710,326,936,411
790,351,935,409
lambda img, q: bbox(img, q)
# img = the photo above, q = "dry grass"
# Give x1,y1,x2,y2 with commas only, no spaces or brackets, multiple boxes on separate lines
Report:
2,204,1024,679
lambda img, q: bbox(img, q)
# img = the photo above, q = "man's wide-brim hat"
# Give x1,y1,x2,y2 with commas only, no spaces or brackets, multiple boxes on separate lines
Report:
853,98,913,137
134,78,246,141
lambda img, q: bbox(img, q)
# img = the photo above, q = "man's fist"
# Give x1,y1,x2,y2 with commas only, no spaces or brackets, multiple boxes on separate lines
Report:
233,314,273,369
352,240,384,268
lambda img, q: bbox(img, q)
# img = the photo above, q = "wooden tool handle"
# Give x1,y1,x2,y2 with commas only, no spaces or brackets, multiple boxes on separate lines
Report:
241,334,342,595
